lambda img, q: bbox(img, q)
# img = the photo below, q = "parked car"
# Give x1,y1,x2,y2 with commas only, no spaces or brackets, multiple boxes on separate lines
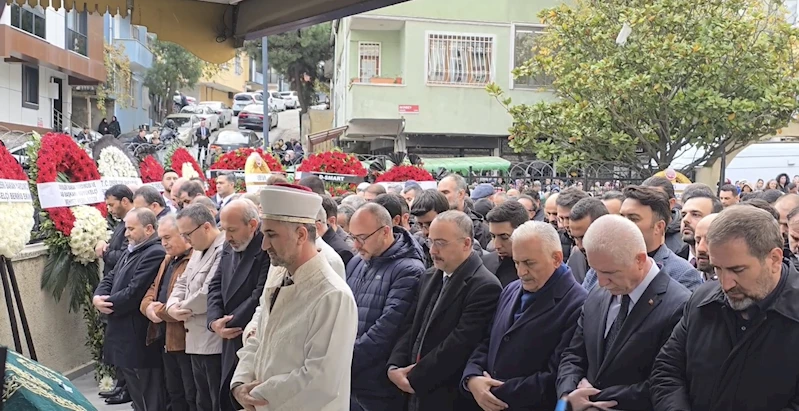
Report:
237,104,278,131
164,113,201,146
199,101,233,126
269,91,287,112
208,130,263,162
180,105,221,131
173,92,196,106
233,92,264,116
9,141,34,168
279,91,299,109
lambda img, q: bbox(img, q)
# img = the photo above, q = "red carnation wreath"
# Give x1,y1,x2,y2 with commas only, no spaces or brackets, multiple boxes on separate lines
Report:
169,148,205,181
34,133,107,236
376,165,434,182
297,150,367,196
139,155,165,184
206,148,283,197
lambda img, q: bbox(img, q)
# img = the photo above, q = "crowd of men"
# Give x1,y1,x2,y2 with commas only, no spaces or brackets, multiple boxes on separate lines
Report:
90,169,799,411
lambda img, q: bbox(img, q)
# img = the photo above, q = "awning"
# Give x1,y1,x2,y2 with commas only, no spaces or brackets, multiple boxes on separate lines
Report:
421,157,511,174
7,0,409,64
344,118,405,139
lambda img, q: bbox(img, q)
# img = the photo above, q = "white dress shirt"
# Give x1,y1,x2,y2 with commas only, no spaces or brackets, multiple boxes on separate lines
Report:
604,258,660,337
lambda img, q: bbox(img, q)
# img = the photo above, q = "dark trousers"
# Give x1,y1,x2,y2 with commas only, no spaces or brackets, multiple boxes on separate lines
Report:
163,351,197,411
351,390,405,411
120,367,165,411
190,354,222,411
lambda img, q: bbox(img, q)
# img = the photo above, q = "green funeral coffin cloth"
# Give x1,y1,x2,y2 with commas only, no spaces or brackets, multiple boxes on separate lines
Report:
2,347,95,410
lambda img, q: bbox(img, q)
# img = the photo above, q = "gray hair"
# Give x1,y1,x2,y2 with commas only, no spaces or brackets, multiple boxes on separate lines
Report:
583,215,647,262
158,213,178,230
342,194,367,209
707,205,782,260
338,204,356,223
354,203,393,227
510,220,562,257
226,199,259,224
135,185,166,208
131,207,158,231
442,173,468,193
434,210,473,239
176,203,215,227
191,196,218,214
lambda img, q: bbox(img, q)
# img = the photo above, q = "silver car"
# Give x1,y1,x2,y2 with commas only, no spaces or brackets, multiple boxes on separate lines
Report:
237,104,278,131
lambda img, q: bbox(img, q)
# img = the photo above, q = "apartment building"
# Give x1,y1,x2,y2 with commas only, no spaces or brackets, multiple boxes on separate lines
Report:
332,0,558,157
0,3,105,133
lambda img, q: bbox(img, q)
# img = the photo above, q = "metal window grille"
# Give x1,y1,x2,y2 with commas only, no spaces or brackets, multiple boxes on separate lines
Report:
358,42,381,81
513,26,554,88
426,34,493,86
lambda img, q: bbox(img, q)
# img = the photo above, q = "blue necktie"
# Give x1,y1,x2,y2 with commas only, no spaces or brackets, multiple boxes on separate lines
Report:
514,291,535,322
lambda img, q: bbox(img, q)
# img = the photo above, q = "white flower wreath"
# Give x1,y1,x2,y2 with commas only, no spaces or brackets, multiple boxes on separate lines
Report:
98,147,138,178
0,202,35,258
69,205,110,265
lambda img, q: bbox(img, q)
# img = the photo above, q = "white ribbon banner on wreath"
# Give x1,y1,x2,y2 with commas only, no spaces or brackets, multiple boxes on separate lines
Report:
245,173,272,193
37,181,105,208
99,177,144,191
0,179,33,203
144,182,165,192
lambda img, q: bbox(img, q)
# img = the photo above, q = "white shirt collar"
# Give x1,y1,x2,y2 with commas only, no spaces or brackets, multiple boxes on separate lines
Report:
688,248,696,263
218,193,235,206
624,257,660,307
443,272,453,278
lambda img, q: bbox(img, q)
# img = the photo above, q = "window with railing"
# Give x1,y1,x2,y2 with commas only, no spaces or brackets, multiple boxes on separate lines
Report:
426,33,494,86
512,25,554,88
358,42,381,81
131,26,142,42
66,9,88,56
10,4,46,39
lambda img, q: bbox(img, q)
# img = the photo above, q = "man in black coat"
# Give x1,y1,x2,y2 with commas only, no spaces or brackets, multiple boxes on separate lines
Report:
651,206,799,411
93,208,167,411
97,185,135,276
207,200,269,411
482,201,529,287
558,215,690,411
317,198,354,266
437,174,491,249
388,210,502,411
464,221,587,410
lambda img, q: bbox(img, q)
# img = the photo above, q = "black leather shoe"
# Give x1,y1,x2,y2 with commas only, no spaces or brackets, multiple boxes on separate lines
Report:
105,390,132,405
99,385,123,398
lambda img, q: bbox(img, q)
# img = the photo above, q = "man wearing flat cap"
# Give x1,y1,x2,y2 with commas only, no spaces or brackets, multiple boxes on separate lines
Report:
230,184,358,411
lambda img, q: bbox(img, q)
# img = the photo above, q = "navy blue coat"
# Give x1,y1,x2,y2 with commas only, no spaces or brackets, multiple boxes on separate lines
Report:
461,265,587,411
346,227,425,395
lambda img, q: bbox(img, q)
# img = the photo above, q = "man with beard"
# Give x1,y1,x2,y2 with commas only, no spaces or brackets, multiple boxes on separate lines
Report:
544,192,574,261
773,194,799,263
231,184,357,411
680,191,723,267
411,189,457,268
162,169,179,211
482,201,530,287
651,206,799,410
642,176,684,255
207,200,270,410
437,174,491,249
93,208,166,410
566,197,609,284
692,214,719,281
171,178,189,211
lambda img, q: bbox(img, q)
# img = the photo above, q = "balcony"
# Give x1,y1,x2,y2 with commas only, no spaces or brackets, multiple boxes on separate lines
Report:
115,38,153,71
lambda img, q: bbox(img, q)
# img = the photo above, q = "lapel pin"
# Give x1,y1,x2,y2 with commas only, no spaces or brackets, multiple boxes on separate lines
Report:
648,299,654,305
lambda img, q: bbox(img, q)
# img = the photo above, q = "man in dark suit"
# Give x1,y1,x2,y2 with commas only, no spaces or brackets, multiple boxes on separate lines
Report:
93,208,167,411
207,200,269,411
317,197,354,266
557,215,690,411
195,120,211,164
388,210,502,411
463,221,587,410
482,201,530,287
567,198,609,285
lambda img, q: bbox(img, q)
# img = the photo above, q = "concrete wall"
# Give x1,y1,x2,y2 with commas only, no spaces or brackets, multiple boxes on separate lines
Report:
0,244,91,374
0,62,72,131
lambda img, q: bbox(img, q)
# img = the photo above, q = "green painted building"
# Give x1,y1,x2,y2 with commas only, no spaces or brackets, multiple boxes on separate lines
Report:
332,0,560,157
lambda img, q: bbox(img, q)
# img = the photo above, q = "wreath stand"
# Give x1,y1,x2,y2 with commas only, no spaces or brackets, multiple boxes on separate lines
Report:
0,256,36,360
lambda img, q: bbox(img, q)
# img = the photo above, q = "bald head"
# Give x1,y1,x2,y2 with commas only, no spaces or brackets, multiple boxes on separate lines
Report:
694,213,719,274
583,214,650,294
220,199,259,252
221,199,259,224
544,193,559,228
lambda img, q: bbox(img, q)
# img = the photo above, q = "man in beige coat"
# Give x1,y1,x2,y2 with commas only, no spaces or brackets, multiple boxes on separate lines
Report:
231,184,357,411
167,204,226,411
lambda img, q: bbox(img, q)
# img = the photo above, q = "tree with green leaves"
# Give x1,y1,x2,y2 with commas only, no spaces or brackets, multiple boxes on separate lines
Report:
489,0,799,174
244,23,333,114
144,40,218,121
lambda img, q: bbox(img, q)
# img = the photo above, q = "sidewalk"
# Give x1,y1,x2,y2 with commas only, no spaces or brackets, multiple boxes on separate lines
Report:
71,372,130,411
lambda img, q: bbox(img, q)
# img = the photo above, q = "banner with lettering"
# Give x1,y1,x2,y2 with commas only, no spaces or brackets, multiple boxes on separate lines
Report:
0,179,33,203
37,181,105,209
294,171,364,184
144,182,165,193
99,177,143,191
245,173,272,193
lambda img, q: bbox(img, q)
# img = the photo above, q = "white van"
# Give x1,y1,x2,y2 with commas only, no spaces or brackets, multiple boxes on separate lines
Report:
232,92,263,116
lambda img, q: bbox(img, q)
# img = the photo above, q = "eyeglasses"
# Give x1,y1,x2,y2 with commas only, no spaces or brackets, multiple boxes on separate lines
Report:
180,224,203,239
429,237,466,249
352,226,386,245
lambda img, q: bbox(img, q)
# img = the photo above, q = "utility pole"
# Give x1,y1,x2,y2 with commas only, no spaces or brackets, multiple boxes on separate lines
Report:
261,36,270,147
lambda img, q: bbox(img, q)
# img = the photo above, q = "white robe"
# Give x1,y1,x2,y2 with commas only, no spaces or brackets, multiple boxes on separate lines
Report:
232,252,357,411
243,237,346,338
